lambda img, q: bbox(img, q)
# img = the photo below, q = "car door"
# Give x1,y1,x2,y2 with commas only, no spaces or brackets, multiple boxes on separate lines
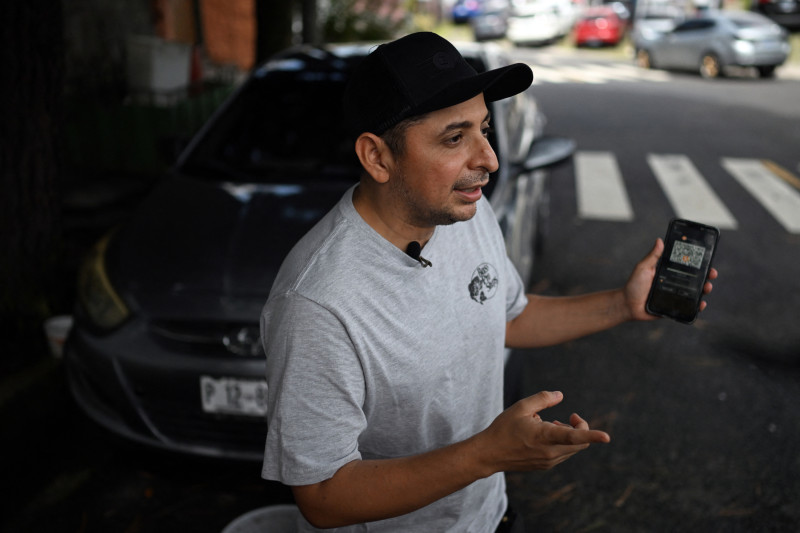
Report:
663,19,717,70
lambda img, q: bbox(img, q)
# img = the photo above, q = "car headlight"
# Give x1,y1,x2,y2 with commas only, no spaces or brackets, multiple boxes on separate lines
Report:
77,231,130,330
733,39,755,55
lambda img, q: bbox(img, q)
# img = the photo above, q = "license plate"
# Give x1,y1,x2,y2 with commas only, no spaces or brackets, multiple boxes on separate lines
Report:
200,376,268,416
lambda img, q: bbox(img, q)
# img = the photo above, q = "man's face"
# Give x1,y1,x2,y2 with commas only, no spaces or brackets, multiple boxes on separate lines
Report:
388,93,499,228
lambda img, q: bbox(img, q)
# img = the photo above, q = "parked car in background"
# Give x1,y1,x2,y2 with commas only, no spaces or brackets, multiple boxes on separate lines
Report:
574,5,626,46
64,40,575,460
453,0,485,22
751,0,800,30
472,5,511,40
634,11,791,78
508,0,578,45
605,0,632,24
630,0,686,50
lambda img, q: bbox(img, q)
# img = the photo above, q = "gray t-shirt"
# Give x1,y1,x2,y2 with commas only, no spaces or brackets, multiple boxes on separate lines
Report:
261,185,528,532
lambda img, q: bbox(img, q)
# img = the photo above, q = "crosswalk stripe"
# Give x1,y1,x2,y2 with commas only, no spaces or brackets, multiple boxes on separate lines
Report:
722,158,800,234
586,63,672,82
526,59,673,84
530,64,579,84
574,63,641,81
550,65,609,84
647,154,738,230
571,153,800,234
575,151,634,221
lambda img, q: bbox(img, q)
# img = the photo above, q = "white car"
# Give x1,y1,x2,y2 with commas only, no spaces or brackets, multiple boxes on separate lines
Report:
508,0,577,45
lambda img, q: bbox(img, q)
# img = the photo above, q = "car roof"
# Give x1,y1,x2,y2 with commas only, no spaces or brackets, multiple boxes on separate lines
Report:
700,10,777,25
581,5,619,16
324,38,495,58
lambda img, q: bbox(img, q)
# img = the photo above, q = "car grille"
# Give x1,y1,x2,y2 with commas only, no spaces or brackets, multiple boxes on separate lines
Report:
149,320,264,357
143,399,267,457
121,363,268,459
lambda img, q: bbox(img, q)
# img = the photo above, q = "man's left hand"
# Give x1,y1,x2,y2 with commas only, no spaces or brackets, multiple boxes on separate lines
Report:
623,238,718,321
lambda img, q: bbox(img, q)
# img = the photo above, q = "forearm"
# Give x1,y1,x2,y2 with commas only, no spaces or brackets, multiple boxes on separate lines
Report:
293,436,491,528
293,391,611,528
505,289,631,348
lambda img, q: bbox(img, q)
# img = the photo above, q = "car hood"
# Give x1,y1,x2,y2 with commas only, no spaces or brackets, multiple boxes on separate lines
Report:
114,174,352,322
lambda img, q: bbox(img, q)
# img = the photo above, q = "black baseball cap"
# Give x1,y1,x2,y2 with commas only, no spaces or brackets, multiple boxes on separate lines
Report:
343,32,533,136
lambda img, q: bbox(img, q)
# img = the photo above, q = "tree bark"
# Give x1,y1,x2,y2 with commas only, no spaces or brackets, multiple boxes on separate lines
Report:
0,1,65,321
255,0,295,65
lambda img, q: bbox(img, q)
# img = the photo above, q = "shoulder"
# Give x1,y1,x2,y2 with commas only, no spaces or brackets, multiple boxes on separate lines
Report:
269,194,360,295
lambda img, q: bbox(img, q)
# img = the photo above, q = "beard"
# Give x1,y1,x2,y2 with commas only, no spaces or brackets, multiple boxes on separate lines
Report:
390,168,489,227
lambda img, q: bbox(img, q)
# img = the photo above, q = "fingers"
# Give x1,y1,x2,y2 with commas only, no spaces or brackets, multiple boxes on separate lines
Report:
698,267,719,311
515,390,564,417
568,413,611,443
513,392,612,445
646,238,664,265
492,393,611,472
546,413,611,445
703,268,717,295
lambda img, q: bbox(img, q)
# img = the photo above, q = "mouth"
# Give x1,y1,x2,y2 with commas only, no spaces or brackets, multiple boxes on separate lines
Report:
453,180,489,202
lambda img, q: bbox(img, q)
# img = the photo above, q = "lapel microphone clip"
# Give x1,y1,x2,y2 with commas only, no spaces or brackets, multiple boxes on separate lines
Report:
405,241,432,268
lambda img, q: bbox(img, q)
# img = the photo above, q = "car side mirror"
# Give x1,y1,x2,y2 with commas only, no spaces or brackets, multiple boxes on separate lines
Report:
523,136,576,171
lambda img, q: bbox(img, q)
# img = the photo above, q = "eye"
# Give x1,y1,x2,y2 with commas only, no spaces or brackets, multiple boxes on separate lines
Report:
445,133,463,145
481,125,494,137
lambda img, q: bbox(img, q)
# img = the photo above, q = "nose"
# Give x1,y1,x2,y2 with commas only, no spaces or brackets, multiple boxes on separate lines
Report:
474,135,499,174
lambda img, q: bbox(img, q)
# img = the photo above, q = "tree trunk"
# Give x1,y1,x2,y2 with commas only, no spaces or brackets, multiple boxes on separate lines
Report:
0,1,65,324
255,0,295,65
301,0,318,45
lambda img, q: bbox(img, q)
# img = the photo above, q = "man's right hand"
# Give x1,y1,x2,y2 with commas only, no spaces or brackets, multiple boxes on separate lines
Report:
473,391,610,475
292,391,609,528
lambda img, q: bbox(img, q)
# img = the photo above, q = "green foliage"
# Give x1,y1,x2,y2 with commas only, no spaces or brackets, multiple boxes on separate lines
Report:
322,0,412,42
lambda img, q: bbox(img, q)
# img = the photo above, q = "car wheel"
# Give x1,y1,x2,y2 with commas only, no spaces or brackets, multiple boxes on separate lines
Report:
757,65,776,78
699,52,723,79
636,49,654,69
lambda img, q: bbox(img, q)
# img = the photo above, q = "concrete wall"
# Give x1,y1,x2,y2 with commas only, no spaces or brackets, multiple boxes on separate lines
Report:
62,0,257,97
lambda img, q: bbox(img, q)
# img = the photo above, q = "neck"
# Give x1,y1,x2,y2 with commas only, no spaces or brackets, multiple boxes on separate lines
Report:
352,183,434,251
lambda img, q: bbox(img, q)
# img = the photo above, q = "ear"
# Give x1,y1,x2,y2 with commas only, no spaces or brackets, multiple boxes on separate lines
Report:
354,133,394,184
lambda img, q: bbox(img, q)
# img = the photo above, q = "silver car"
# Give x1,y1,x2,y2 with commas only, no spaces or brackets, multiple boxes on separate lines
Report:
635,10,791,78
64,40,574,460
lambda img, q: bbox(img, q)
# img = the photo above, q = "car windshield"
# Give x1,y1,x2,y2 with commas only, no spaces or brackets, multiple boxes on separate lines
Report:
180,52,363,183
181,49,497,185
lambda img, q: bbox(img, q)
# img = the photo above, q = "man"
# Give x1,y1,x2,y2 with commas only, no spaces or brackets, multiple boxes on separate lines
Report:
260,32,716,532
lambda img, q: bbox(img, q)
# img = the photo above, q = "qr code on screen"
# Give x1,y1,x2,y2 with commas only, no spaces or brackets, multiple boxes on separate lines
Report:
669,241,705,269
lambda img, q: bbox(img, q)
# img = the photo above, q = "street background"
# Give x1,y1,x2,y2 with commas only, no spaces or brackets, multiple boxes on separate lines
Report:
3,7,800,533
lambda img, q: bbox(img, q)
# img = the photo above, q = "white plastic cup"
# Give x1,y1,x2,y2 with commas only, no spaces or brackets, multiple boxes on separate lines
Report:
221,504,300,533
43,315,74,358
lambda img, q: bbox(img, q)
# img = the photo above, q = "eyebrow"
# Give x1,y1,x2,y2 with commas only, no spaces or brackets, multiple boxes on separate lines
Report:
439,111,492,136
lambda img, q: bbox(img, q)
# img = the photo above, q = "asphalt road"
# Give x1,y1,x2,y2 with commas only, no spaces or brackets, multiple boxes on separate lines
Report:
3,50,800,533
503,48,800,532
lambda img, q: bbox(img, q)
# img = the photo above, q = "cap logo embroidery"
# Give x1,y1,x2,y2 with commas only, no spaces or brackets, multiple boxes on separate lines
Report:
432,51,454,70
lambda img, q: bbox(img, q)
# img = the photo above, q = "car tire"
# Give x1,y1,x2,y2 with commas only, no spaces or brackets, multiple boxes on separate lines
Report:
757,65,776,78
699,52,723,79
636,49,654,69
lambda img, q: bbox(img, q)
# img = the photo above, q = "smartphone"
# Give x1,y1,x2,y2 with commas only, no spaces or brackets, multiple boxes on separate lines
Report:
646,218,720,324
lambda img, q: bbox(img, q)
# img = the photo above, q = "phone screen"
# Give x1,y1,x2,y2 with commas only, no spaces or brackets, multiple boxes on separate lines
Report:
646,219,719,324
